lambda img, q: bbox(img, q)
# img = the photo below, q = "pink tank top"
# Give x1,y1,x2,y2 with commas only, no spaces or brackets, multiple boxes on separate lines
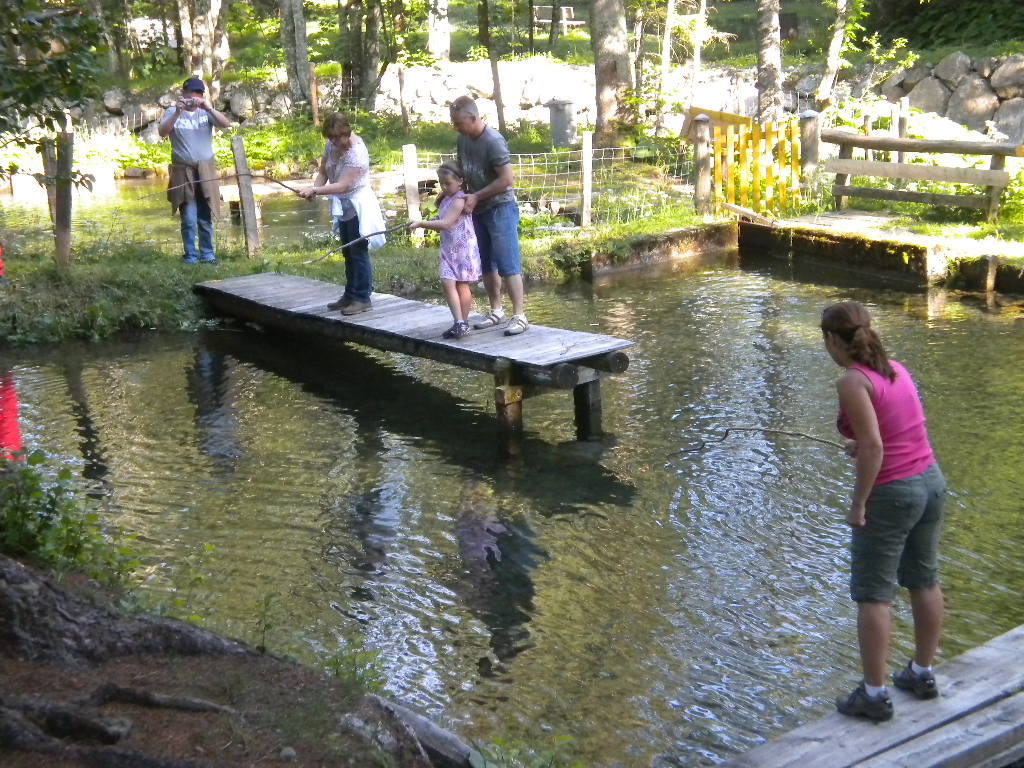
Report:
836,360,935,486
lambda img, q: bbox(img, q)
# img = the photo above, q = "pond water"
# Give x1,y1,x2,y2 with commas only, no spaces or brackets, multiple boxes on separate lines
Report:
2,258,1023,766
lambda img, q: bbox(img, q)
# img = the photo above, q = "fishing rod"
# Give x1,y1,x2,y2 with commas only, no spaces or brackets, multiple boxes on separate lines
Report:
301,221,411,265
679,427,845,453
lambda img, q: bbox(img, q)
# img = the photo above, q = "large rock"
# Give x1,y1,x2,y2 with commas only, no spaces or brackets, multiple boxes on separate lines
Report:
267,93,293,117
229,90,257,119
907,76,952,115
991,53,1024,99
902,63,933,89
945,74,999,132
993,97,1024,143
881,82,907,103
138,121,162,145
102,87,128,115
933,51,972,90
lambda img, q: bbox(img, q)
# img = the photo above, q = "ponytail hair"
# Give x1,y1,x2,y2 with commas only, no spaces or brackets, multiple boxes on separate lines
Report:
821,301,895,381
435,161,465,204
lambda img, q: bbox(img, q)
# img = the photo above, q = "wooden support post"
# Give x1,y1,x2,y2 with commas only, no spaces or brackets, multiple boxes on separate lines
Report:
987,154,1006,221
581,130,593,227
494,358,523,456
310,63,320,127
897,96,909,166
231,135,261,259
832,143,853,210
694,114,712,216
862,112,873,161
573,379,602,441
798,110,820,200
403,143,423,243
53,132,74,269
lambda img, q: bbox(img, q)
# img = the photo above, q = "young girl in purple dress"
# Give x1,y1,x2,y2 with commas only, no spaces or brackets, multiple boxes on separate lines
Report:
409,162,483,339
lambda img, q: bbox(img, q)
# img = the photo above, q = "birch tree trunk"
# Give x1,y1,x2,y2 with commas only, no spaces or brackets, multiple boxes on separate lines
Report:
176,0,195,74
359,0,381,107
280,0,312,101
427,0,450,60
814,0,849,110
690,0,706,103
478,0,507,133
755,0,783,123
655,0,676,135
590,0,633,146
191,0,230,100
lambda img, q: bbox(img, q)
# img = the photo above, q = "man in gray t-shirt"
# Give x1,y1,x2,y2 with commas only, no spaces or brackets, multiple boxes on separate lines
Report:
451,96,528,336
158,77,231,263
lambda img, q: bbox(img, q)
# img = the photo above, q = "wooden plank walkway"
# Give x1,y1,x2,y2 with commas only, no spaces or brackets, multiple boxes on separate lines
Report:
724,624,1024,768
194,272,634,446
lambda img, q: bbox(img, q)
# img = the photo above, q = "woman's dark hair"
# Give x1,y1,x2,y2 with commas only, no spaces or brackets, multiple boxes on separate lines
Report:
821,301,895,381
321,112,352,139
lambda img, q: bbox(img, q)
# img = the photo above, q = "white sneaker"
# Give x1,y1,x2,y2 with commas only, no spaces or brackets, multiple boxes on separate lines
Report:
473,309,506,329
504,314,529,336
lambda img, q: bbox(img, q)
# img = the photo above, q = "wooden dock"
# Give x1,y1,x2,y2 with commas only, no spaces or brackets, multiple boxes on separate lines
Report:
725,624,1024,768
194,272,633,446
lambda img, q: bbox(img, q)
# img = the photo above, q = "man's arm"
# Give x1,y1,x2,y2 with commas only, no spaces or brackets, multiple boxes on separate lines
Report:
464,162,513,213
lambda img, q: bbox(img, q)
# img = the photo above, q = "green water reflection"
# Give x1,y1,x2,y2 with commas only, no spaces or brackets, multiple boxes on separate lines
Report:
2,266,1022,766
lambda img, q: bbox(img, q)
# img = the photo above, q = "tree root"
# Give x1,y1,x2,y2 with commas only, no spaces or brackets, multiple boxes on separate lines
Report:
80,683,236,714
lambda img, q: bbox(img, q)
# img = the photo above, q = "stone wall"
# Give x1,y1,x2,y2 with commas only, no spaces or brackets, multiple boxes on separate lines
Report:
879,52,1024,142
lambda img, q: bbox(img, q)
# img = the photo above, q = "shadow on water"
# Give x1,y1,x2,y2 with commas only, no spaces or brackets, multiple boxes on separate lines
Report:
199,326,635,663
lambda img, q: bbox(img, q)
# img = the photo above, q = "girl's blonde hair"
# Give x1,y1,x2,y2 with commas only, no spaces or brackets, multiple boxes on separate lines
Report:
436,161,465,203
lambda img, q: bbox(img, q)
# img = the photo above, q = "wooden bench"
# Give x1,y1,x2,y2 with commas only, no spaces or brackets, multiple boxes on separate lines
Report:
532,5,585,36
821,130,1021,221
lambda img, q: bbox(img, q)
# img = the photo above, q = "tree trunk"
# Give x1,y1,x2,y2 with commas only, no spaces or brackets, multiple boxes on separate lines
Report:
211,0,230,101
280,0,312,101
590,0,633,146
176,0,195,74
427,0,450,60
191,0,230,100
814,0,849,110
690,0,706,103
478,0,507,133
756,0,783,123
547,2,559,51
655,0,676,135
630,6,644,99
359,0,381,107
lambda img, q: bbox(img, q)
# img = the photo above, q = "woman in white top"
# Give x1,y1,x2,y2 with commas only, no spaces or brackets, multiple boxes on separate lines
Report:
299,113,385,315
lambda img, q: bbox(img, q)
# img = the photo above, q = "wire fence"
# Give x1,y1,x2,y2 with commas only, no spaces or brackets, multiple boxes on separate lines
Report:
1,132,697,263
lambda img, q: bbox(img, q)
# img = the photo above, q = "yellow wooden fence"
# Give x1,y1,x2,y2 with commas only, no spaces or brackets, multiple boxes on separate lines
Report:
713,119,802,216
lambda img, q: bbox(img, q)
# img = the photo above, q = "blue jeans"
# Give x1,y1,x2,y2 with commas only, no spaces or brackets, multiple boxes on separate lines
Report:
333,214,372,302
180,191,215,262
472,201,521,277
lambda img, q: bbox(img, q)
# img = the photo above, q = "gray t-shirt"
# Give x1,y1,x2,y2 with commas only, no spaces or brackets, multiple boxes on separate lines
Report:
456,125,516,212
163,106,215,166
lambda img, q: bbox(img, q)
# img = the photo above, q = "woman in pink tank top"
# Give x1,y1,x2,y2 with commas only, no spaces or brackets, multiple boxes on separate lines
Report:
822,301,946,723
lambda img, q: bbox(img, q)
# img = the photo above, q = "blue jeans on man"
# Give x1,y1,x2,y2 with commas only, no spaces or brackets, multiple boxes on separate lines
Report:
333,214,372,301
180,191,216,263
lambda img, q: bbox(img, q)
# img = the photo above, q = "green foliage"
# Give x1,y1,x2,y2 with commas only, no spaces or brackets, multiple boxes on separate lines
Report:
473,734,585,768
1,0,101,166
866,0,1024,50
319,638,386,694
0,451,138,583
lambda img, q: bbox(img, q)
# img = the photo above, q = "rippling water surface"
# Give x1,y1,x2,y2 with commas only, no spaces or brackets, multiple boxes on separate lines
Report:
3,263,1023,765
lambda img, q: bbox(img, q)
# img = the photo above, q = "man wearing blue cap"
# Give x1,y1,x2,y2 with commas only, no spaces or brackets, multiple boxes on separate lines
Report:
159,77,232,264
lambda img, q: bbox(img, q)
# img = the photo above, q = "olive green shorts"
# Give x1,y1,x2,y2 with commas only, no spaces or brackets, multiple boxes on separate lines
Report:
850,462,946,603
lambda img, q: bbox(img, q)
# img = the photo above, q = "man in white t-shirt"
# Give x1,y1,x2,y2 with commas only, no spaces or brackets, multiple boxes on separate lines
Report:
158,77,232,264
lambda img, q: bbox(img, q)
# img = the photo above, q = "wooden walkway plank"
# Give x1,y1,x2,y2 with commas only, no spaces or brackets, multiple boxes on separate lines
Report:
724,625,1024,768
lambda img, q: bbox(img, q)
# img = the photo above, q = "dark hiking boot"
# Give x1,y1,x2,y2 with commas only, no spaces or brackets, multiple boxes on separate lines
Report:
836,682,893,722
893,661,939,699
327,295,352,311
341,300,372,316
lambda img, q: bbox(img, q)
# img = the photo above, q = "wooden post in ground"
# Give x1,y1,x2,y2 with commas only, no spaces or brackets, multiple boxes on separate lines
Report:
403,143,423,243
694,114,712,216
230,135,261,259
40,138,57,224
53,132,74,269
799,110,820,201
832,143,853,210
573,379,602,440
309,63,320,127
897,96,909,165
581,130,593,226
987,154,1006,221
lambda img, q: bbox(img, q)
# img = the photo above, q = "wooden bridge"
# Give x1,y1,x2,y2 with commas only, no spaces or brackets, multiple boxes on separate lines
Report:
724,624,1024,768
193,273,633,448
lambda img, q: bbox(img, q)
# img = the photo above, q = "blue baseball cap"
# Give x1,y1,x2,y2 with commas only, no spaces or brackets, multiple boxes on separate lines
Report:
182,77,205,93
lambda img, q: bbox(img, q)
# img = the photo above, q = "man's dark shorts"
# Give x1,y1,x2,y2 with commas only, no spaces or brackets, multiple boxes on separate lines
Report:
850,462,946,603
472,201,521,277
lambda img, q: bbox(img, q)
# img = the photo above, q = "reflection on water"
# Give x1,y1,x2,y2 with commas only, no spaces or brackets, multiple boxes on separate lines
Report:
2,267,1023,766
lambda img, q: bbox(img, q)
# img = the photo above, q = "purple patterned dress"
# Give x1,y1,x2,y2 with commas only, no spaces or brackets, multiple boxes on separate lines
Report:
438,192,482,282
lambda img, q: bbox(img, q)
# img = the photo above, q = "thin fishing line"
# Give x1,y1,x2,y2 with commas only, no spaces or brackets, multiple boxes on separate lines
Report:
679,427,845,453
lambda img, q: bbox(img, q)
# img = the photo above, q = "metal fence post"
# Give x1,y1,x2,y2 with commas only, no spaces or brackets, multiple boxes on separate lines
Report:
403,143,423,243
581,130,593,227
694,114,712,215
798,110,820,200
